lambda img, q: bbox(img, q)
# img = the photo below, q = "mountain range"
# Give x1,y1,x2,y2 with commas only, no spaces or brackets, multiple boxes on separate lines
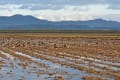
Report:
0,14,120,30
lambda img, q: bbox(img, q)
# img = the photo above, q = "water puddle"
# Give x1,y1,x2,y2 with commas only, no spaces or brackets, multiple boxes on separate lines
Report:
0,50,89,80
0,50,117,80
15,52,88,80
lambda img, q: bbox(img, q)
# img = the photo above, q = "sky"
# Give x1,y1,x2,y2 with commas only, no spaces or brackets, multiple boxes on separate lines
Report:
0,0,120,21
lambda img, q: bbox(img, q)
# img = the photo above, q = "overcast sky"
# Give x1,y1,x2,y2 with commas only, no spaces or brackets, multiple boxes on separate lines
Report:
0,0,120,21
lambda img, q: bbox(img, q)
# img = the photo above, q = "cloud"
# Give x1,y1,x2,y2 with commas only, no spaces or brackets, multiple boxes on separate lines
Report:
0,0,119,10
0,0,120,22
108,5,120,9
102,14,120,22
19,4,64,10
0,4,22,11
37,13,93,21
107,0,120,9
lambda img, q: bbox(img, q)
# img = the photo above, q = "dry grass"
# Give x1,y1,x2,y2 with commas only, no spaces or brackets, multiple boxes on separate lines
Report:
82,76,106,80
54,76,64,80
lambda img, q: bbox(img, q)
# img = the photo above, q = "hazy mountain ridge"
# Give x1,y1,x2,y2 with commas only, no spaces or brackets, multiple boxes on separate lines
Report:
0,14,120,30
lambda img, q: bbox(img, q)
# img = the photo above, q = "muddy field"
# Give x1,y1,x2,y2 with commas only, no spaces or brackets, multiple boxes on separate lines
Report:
0,33,120,80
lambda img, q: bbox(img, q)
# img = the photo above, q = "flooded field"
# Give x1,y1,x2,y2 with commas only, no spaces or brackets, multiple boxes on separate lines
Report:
0,34,120,80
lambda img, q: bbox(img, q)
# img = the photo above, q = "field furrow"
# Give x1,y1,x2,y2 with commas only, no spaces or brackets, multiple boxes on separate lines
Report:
0,34,120,80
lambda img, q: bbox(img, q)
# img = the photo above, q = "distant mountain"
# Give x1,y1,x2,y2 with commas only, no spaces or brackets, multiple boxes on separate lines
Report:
0,14,120,30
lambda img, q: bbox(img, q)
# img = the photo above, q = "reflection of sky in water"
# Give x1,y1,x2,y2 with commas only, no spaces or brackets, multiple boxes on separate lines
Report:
0,51,87,80
0,51,117,80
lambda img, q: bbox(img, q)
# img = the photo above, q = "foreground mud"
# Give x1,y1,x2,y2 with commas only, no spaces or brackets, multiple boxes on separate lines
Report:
0,34,120,80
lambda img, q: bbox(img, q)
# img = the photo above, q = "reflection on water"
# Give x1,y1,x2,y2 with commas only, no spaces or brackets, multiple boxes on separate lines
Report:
0,51,89,80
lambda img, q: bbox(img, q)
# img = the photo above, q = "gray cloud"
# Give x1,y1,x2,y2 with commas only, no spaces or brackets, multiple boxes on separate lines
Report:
0,0,120,10
19,4,64,10
102,14,120,22
106,0,120,9
108,5,120,9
